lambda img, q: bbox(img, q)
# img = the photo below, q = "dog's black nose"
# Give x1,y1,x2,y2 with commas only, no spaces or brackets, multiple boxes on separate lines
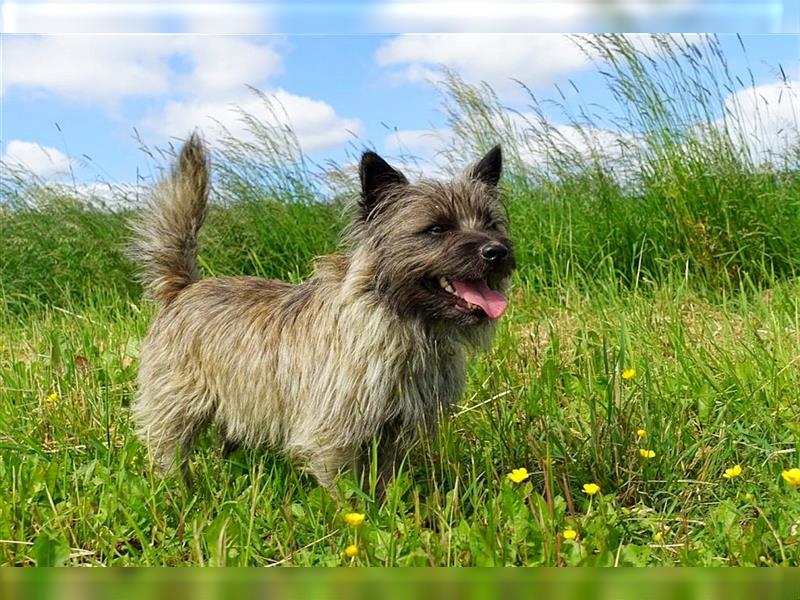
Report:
481,241,509,262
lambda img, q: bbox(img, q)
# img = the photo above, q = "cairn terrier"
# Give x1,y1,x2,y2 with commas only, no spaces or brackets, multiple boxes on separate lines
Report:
130,134,515,490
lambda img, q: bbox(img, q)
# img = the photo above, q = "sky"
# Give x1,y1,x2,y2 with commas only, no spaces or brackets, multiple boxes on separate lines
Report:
1,1,799,195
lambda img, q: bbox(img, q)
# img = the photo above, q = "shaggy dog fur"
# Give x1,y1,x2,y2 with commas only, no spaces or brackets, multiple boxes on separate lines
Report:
129,134,515,489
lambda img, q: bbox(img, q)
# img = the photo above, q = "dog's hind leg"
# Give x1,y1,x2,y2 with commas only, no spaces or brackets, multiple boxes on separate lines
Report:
133,386,215,482
175,411,214,486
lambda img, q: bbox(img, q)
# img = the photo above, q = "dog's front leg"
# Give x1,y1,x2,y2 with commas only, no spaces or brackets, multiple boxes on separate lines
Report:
307,446,356,490
363,420,407,501
374,439,401,501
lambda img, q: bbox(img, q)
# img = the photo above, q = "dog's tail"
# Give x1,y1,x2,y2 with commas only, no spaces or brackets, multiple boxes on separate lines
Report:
129,133,209,307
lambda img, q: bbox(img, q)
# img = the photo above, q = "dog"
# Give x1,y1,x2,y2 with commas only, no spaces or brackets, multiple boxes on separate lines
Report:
129,133,515,491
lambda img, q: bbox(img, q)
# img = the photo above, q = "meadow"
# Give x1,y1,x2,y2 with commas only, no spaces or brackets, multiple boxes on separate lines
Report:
1,35,799,566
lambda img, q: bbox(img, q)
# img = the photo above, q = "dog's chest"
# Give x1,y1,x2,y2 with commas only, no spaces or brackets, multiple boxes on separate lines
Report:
368,329,467,425
287,298,469,438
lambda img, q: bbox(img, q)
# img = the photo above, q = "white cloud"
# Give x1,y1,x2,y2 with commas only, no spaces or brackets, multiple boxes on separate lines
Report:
170,37,284,100
602,0,701,23
1,35,283,105
3,34,360,155
0,1,272,34
369,1,589,33
517,122,640,179
721,81,800,164
503,117,636,172
375,33,707,98
1,1,158,33
3,36,169,102
376,34,591,95
70,181,145,208
179,3,273,34
368,0,701,33
1,140,73,178
143,89,364,153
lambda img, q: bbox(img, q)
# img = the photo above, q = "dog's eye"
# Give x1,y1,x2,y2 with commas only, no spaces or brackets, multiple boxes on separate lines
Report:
426,224,450,235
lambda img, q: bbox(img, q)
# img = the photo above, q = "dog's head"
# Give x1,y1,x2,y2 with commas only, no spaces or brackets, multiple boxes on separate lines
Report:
349,146,515,327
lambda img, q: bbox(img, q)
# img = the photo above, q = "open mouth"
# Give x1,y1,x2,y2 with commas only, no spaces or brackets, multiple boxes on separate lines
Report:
436,276,508,320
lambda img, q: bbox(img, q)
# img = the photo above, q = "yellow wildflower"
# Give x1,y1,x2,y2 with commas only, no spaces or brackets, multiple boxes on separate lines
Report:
344,544,358,558
653,531,664,543
343,512,365,527
562,529,577,541
507,468,530,484
722,465,742,479
582,483,600,496
781,468,800,488
636,429,647,439
46,391,59,403
622,368,636,381
639,448,656,459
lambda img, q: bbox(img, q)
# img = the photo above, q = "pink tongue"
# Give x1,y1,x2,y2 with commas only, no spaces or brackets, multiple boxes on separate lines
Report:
451,279,508,320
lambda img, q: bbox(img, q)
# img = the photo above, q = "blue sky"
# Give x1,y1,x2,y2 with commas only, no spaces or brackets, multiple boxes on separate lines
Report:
1,2,799,193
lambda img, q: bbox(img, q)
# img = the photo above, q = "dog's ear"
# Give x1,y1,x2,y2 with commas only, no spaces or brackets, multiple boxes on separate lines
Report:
359,151,408,218
467,145,502,187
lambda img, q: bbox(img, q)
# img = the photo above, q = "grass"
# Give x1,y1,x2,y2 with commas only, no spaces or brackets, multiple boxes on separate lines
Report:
1,34,799,566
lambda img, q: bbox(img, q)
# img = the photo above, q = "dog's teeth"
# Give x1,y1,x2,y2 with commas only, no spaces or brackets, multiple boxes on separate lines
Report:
437,276,457,295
